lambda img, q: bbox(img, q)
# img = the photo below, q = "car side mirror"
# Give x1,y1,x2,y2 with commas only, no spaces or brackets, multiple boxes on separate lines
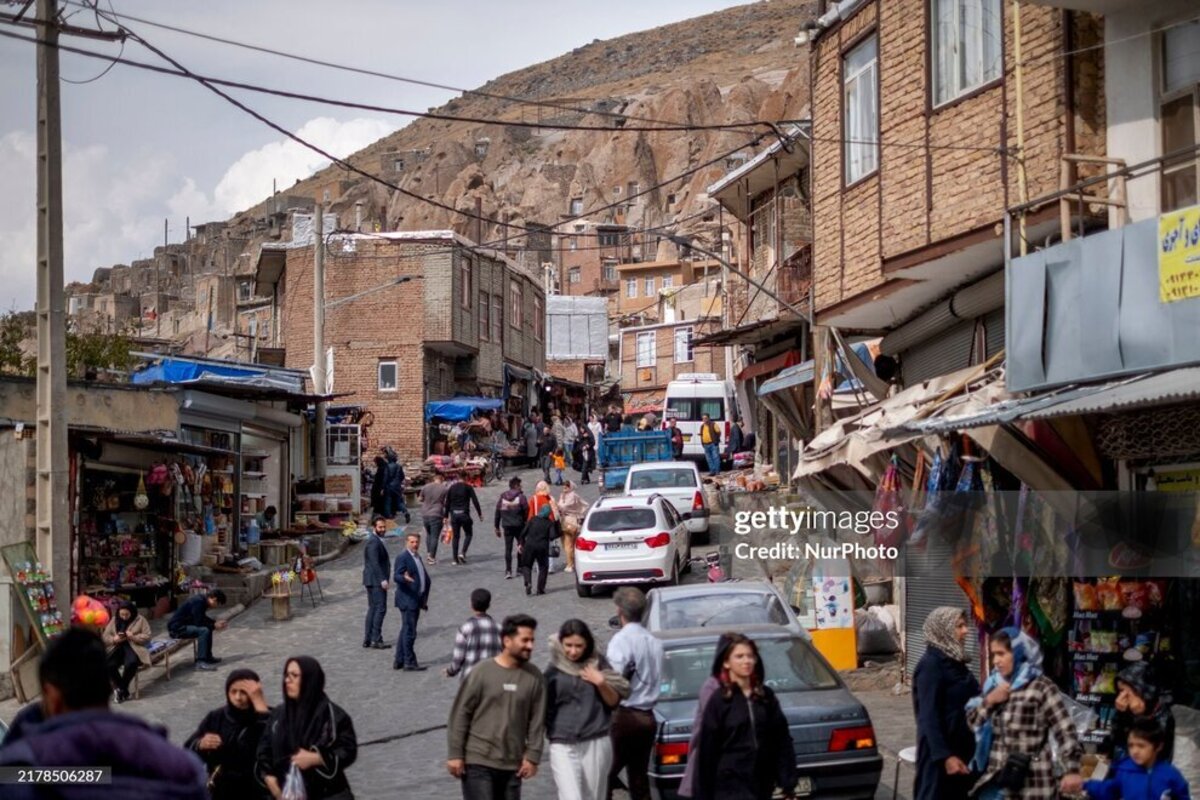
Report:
790,605,803,614
608,615,621,630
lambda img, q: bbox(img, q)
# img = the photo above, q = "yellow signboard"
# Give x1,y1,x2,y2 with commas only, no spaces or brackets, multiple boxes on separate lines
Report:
1159,203,1200,303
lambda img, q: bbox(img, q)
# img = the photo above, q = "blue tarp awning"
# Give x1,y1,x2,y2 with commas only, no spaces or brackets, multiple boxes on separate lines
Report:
425,396,504,422
132,358,269,385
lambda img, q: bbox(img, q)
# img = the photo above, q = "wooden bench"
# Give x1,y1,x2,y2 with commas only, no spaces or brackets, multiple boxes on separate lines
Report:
131,637,198,699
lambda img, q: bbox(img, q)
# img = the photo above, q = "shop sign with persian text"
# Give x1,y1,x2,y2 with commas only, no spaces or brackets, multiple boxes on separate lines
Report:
1159,203,1200,303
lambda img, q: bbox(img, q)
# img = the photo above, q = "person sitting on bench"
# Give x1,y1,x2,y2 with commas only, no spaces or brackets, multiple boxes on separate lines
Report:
168,589,228,672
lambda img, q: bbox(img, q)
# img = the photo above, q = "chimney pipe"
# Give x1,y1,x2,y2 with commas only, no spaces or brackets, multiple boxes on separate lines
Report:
354,201,364,233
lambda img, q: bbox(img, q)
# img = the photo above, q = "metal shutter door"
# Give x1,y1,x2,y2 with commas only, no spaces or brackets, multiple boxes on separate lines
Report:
898,319,974,385
903,538,980,676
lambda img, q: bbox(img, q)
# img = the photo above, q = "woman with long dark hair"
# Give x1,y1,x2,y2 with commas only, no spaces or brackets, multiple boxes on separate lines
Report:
694,634,797,800
186,668,272,799
544,618,630,800
911,607,979,800
257,656,357,800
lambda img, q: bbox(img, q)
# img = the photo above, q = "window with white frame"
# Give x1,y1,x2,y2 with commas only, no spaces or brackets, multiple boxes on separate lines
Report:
932,0,1002,107
510,282,523,327
378,360,397,392
569,267,581,284
1162,20,1200,212
491,295,503,343
603,261,617,282
644,277,656,296
662,275,674,289
843,36,879,184
460,259,472,309
674,326,694,363
480,292,490,341
636,331,656,367
569,198,583,216
626,278,637,298
569,237,578,251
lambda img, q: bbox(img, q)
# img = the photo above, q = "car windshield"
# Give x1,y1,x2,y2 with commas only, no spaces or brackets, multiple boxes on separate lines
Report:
666,397,725,422
658,593,790,629
660,638,839,701
587,508,657,532
629,469,698,491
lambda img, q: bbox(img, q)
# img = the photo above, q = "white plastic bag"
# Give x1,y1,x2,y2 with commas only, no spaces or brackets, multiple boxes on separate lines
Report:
282,763,307,800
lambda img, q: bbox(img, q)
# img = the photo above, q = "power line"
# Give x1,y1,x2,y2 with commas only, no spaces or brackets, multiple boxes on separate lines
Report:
59,0,769,135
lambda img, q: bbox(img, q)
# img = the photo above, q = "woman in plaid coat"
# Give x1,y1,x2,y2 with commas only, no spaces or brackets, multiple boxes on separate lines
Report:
966,629,1084,799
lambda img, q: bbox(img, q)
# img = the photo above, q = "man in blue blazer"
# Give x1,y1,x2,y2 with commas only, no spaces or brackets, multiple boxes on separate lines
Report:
393,530,432,671
362,516,391,649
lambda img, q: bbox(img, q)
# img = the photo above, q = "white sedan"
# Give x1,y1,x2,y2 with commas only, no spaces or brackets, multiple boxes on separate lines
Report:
574,494,692,598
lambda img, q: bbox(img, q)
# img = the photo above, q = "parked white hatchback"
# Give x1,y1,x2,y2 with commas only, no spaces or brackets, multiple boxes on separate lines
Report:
623,461,710,539
574,494,692,597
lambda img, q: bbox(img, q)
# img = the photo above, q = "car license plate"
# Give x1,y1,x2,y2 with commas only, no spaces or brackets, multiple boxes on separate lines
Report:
794,777,813,796
606,542,638,551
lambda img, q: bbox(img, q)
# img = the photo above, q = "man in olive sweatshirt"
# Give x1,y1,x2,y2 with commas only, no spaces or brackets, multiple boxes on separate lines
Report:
447,614,547,800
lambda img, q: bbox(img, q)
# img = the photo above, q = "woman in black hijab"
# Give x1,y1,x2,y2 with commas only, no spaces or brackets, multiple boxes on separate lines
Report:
257,656,357,800
186,668,272,799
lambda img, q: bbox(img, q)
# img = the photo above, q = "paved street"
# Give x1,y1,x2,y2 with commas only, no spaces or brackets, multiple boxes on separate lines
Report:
2,466,915,799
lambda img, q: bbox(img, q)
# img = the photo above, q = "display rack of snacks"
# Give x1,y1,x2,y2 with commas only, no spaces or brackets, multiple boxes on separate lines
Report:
1,544,66,643
1069,577,1171,746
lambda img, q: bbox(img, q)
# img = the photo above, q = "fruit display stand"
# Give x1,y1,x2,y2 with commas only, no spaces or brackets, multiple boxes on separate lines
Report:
2,542,68,702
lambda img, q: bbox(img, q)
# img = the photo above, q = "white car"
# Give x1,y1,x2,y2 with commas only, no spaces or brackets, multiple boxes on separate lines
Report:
623,461,710,540
574,494,692,597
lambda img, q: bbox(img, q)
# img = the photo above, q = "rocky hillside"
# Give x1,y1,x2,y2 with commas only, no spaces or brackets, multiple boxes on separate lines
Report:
231,0,817,253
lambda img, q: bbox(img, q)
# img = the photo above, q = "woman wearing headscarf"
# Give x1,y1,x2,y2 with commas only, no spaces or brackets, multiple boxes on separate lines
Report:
527,480,559,522
257,656,358,800
186,669,272,799
1104,661,1177,764
694,634,797,800
911,608,979,800
677,633,736,798
369,456,388,518
519,504,559,596
556,480,589,572
544,619,630,800
966,628,1083,799
101,600,151,703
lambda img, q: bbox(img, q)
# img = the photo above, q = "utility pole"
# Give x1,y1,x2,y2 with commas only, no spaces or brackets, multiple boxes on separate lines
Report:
312,205,327,478
159,218,166,337
34,0,69,606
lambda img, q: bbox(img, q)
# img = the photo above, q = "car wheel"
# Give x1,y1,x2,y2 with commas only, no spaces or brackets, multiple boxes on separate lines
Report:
665,560,679,587
681,544,693,574
575,577,592,598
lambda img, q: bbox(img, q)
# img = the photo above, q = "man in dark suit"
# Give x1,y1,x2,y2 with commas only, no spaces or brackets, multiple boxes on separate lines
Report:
393,530,432,671
362,516,391,649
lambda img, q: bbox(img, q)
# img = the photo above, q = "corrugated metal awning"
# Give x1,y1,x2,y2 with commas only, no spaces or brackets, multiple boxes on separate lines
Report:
757,359,815,396
892,366,1200,436
735,349,803,381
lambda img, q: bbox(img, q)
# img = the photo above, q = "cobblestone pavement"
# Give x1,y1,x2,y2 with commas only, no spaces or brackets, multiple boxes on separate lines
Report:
2,466,911,799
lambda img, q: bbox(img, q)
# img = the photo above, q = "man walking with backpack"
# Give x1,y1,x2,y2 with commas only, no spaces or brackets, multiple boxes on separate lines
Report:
494,477,529,579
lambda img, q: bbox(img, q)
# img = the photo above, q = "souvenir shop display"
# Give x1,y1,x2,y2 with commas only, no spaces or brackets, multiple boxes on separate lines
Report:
5,552,66,640
77,467,173,600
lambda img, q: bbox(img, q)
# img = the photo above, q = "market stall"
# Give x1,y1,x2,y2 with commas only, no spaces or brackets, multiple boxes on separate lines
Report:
423,397,510,484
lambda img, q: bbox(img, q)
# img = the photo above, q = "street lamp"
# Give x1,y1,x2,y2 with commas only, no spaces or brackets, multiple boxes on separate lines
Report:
325,274,423,310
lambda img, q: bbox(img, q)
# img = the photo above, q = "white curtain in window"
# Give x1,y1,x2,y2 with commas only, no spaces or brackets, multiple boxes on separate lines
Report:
674,327,693,363
844,37,878,182
637,332,656,367
1165,21,1200,95
934,0,1002,105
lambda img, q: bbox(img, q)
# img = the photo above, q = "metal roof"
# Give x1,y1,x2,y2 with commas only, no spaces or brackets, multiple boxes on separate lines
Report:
893,366,1200,436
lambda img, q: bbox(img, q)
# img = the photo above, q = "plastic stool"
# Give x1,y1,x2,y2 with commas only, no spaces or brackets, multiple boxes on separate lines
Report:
893,746,918,800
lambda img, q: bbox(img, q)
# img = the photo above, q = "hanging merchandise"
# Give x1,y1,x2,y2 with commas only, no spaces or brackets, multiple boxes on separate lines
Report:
133,473,150,511
870,456,908,548
1029,577,1070,647
910,439,962,547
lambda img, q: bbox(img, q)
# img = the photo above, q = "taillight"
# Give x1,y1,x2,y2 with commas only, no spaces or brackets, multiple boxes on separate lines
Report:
575,537,597,552
724,421,731,442
644,532,671,548
655,741,688,765
692,491,704,511
828,725,876,752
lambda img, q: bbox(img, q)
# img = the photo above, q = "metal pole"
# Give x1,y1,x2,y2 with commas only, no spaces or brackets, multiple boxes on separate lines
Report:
35,0,70,604
670,237,808,323
313,205,327,478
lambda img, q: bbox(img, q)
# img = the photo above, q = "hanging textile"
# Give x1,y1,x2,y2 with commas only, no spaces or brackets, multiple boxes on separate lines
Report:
870,457,909,548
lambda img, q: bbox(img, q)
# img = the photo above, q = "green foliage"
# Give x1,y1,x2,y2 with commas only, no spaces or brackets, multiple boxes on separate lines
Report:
0,311,135,378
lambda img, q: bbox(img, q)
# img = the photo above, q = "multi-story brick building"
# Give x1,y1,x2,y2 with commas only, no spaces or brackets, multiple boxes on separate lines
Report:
555,219,637,301
255,229,545,462
615,259,722,322
803,0,1105,384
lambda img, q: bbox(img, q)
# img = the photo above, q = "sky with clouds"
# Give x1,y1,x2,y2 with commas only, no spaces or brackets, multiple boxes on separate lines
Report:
0,0,749,311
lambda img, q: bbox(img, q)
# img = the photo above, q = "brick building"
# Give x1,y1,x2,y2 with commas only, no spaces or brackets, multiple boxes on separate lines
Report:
255,230,545,462
615,259,723,322
804,0,1104,384
555,219,637,301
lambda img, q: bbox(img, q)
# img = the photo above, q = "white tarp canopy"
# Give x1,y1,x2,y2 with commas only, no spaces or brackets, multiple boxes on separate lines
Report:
546,295,608,360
